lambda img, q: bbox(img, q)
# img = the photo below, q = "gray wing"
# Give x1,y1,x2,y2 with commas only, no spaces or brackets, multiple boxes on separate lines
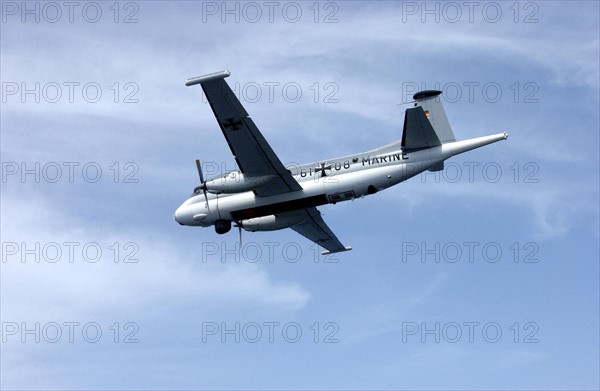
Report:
287,208,352,255
186,71,302,197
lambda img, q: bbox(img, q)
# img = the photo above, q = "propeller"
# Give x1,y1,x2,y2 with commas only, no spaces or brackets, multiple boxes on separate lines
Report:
195,159,209,206
234,220,243,247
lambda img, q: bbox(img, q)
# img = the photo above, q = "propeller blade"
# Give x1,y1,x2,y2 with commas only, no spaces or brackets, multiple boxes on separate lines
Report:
195,159,209,206
235,221,243,247
195,159,205,183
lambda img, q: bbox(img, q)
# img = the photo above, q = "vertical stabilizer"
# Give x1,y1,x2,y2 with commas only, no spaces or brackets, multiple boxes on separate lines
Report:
413,90,455,144
401,90,456,150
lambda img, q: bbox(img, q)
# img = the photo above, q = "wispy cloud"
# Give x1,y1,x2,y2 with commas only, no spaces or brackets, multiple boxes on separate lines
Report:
0,193,310,321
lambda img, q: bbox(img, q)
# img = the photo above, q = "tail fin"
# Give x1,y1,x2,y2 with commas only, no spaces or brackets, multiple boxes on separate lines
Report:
401,90,456,150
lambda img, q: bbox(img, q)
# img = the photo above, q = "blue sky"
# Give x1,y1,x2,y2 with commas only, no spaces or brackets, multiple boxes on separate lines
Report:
1,1,598,389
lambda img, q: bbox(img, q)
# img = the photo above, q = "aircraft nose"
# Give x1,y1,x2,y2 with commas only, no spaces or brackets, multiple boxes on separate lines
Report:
174,205,186,225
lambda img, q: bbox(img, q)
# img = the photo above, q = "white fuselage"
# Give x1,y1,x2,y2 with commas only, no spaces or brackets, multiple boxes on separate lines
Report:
174,133,507,228
174,133,509,228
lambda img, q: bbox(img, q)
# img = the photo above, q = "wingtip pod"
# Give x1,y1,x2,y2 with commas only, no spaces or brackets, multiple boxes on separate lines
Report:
321,246,353,255
503,132,509,140
185,70,231,86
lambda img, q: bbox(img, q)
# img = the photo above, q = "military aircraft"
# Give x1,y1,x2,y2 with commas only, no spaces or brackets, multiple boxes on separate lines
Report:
174,70,508,254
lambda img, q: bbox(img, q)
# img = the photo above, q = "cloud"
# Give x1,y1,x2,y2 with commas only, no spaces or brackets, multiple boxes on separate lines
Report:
3,2,597,130
367,137,600,241
1,2,598,389
1,191,311,387
0,192,310,322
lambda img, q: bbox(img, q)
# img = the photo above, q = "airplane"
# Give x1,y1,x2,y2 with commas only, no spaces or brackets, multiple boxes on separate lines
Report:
174,70,508,254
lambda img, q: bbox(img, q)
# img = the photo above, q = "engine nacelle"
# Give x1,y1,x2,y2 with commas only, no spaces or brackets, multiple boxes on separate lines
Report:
204,172,274,194
241,214,306,232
